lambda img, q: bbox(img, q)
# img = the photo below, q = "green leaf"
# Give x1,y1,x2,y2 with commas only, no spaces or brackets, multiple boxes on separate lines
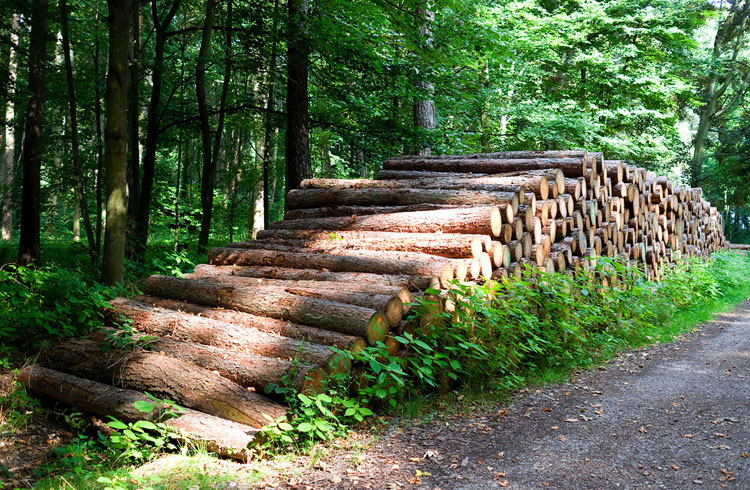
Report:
107,420,127,430
132,400,155,414
296,422,313,433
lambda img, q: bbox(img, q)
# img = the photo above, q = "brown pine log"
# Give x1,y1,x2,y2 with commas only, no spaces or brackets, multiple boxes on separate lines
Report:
40,339,287,428
180,274,404,327
387,150,601,161
268,206,506,237
142,275,390,345
192,264,431,290
90,328,325,394
18,366,261,460
249,230,490,259
300,176,527,198
106,298,349,371
133,295,367,352
208,247,466,286
286,187,520,210
382,157,587,178
284,203,464,220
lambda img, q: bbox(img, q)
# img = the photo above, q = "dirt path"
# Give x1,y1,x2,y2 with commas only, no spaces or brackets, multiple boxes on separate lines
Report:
275,300,750,490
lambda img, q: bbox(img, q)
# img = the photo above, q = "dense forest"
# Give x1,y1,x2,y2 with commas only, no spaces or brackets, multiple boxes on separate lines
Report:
0,0,748,281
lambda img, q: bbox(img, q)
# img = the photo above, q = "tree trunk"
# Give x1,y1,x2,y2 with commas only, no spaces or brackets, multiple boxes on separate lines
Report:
190,263,428,289
94,21,105,255
286,187,519,210
383,157,586,177
262,0,281,228
413,2,436,155
61,0,97,263
1,13,19,241
126,4,141,240
19,365,261,460
17,1,49,265
135,294,366,350
197,0,217,254
287,204,476,221
208,246,468,282
142,275,390,345
136,0,181,259
284,0,311,195
91,326,325,393
102,0,131,285
40,338,287,428
107,297,344,368
243,230,488,259
271,206,504,237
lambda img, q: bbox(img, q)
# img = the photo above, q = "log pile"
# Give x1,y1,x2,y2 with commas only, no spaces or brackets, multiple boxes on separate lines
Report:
19,149,725,460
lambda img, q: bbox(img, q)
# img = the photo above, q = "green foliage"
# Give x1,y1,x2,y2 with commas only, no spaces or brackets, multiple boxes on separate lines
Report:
0,264,119,350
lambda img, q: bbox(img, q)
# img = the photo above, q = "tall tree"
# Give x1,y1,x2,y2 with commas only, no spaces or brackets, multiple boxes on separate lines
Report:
61,0,97,264
134,0,181,260
102,0,132,285
284,0,311,198
691,0,750,186
413,1,436,156
196,0,217,254
17,0,49,265
262,0,281,227
126,3,142,244
1,13,19,241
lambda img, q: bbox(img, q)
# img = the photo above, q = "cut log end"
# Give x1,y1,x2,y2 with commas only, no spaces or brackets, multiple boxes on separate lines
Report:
368,312,390,345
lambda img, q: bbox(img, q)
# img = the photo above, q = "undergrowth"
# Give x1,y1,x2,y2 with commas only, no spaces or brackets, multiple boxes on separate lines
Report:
9,251,750,488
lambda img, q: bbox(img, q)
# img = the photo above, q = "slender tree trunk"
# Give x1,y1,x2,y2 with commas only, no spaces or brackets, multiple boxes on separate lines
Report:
126,4,141,239
135,0,181,260
263,0,280,228
413,2,436,156
73,204,80,241
102,0,132,285
61,0,97,263
17,0,49,266
196,0,217,254
1,13,19,241
320,131,331,178
199,0,233,250
94,26,105,256
284,0,311,199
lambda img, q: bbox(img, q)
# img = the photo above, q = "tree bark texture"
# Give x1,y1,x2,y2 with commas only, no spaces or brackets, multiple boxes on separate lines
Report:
40,338,287,428
17,0,49,265
383,158,586,177
197,0,217,253
18,365,261,461
102,0,131,284
284,0,311,195
1,13,19,241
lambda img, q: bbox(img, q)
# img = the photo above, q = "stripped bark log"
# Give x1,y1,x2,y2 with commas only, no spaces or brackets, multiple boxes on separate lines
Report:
18,365,261,460
142,275,390,345
40,338,287,428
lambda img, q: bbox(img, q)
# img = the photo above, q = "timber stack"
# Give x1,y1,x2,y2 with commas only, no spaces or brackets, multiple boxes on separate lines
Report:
19,149,726,460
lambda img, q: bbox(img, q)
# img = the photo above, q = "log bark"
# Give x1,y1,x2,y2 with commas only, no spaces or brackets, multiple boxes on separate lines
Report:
268,206,506,236
237,230,489,259
286,187,519,210
207,246,470,283
40,339,287,428
180,273,405,327
107,298,347,370
142,275,390,345
382,158,586,178
192,263,430,289
284,203,463,220
90,328,324,394
300,176,527,197
388,150,601,160
134,295,366,352
18,365,260,460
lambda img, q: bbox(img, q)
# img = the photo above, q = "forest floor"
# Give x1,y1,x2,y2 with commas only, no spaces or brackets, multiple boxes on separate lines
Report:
2,301,749,489
254,300,750,490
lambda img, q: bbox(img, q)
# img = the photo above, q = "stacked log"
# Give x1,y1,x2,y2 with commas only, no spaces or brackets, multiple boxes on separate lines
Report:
20,149,725,460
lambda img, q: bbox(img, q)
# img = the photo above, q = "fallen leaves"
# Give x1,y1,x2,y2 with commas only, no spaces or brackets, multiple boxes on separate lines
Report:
564,418,578,423
550,426,559,431
683,434,695,438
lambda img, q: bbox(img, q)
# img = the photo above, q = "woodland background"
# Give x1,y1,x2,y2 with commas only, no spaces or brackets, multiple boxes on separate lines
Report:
0,0,748,280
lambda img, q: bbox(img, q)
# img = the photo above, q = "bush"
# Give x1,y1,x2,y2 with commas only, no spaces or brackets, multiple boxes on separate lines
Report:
0,264,120,353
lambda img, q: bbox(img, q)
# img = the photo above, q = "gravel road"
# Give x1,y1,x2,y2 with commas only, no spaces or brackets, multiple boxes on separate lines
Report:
277,300,750,490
